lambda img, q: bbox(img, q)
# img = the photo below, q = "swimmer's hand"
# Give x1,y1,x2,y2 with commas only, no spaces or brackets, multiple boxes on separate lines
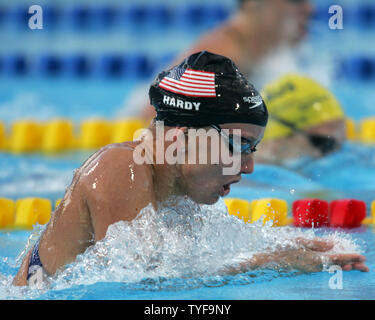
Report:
225,238,369,275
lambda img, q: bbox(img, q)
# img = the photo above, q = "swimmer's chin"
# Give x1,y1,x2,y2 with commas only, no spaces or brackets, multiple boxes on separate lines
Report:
208,193,230,205
195,195,221,205
191,188,232,204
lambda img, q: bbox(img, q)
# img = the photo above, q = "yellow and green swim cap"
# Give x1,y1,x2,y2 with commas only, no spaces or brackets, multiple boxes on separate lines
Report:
262,74,345,140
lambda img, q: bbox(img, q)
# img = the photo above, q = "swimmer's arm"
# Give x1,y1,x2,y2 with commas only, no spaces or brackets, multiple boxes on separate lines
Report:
222,238,369,275
12,250,34,286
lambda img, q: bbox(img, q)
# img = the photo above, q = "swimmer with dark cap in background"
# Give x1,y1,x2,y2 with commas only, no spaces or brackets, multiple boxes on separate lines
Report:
13,52,368,287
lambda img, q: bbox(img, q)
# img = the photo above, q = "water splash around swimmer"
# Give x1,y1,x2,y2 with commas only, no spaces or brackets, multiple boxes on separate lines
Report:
51,197,362,290
1,197,364,298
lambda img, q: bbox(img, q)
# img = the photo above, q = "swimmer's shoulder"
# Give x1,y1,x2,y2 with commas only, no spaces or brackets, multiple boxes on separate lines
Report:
78,142,155,240
79,142,154,198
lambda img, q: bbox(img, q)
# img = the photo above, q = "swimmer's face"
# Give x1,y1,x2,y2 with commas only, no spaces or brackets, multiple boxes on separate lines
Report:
179,123,265,204
255,0,313,45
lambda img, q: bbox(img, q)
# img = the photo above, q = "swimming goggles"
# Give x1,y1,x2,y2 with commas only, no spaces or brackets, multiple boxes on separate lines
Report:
271,116,340,155
210,125,258,155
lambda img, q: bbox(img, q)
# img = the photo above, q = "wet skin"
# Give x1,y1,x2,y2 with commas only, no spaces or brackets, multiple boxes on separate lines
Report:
13,122,368,286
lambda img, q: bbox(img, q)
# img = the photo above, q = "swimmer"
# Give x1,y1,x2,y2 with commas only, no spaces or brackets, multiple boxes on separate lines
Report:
255,74,347,166
13,52,368,287
137,0,314,120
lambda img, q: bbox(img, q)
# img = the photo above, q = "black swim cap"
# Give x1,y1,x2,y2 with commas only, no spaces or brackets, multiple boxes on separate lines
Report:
149,51,268,127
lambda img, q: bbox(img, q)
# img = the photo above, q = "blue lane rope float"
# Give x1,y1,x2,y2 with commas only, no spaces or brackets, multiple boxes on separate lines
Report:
0,3,375,30
63,54,91,77
0,52,373,81
338,56,375,82
357,4,375,28
0,3,232,31
37,54,64,77
2,3,374,31
1,3,375,32
0,52,161,79
1,54,29,76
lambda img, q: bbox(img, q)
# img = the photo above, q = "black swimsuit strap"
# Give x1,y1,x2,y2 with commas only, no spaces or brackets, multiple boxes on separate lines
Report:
27,238,44,280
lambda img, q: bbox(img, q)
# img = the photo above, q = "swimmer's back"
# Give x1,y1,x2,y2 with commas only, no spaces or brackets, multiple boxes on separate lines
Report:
13,142,156,285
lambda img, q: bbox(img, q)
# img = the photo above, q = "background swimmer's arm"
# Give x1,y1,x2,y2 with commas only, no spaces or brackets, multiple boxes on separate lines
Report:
81,146,156,242
173,26,243,67
223,238,369,275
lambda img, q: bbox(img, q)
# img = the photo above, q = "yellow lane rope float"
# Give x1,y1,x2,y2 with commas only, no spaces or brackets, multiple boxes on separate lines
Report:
0,116,375,154
1,197,373,231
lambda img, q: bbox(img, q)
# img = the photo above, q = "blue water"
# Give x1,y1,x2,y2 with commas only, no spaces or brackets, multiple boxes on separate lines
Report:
1,0,375,300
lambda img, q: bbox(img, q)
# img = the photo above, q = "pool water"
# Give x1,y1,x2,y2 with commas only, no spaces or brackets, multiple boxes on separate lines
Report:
1,0,375,300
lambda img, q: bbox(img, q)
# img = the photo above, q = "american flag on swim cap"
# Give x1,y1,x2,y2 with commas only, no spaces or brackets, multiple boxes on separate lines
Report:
159,66,216,98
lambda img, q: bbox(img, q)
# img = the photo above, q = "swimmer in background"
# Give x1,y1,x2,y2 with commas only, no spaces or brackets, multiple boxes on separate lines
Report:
136,0,314,120
13,52,368,287
255,74,347,166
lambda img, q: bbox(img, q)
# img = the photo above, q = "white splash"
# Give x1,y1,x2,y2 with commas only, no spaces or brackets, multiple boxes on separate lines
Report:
49,197,361,290
1,197,363,299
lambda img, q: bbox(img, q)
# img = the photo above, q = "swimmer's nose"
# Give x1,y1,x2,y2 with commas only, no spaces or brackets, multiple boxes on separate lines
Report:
240,154,254,174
